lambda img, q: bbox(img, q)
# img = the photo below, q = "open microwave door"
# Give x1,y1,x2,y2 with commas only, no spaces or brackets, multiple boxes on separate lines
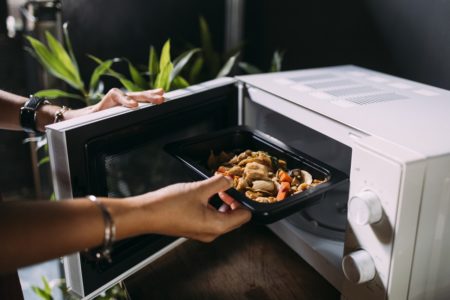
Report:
46,78,238,299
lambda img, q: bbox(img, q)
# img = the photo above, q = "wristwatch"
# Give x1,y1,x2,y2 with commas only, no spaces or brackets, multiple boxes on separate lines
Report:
20,95,50,133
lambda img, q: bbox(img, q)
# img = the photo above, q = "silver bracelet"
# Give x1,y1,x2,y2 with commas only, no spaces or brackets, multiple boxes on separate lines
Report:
54,105,71,123
88,195,116,263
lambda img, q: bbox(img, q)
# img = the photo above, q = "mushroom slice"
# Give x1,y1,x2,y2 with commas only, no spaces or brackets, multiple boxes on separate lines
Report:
289,168,302,178
291,177,301,187
301,170,313,185
251,180,276,194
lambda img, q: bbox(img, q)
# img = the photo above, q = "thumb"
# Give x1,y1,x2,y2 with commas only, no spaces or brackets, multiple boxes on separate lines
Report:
198,175,233,199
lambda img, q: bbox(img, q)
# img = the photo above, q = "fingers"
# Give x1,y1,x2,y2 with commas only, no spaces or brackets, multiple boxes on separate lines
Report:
218,192,241,210
97,88,165,111
125,88,165,104
110,88,139,108
213,207,252,233
197,176,233,203
218,203,230,213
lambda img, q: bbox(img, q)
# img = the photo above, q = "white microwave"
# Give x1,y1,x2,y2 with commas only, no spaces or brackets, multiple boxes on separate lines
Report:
47,65,450,299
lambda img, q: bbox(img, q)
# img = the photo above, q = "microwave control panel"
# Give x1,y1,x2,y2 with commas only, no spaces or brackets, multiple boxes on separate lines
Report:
342,141,403,300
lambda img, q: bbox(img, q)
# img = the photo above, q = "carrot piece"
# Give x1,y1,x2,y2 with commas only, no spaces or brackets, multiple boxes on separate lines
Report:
276,181,291,201
217,166,227,173
279,170,292,183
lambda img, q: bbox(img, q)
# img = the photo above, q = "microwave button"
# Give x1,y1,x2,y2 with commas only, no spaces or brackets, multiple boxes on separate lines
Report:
348,190,382,225
342,249,376,284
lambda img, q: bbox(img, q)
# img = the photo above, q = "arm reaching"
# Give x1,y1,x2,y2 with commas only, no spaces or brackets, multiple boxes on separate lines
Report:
0,176,251,273
0,88,164,131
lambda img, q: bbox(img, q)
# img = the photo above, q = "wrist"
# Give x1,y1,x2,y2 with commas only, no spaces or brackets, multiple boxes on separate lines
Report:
62,105,98,121
101,196,152,240
20,95,51,133
34,104,61,132
124,193,165,236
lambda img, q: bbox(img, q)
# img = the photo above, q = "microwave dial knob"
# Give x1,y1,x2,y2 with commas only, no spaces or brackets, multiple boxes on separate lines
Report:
348,190,382,225
342,250,376,284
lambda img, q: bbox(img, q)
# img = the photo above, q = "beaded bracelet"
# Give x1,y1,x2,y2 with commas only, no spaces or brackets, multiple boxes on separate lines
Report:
88,195,116,263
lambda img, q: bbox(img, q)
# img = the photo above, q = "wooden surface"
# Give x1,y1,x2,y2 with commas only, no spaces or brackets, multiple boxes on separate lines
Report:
125,223,340,300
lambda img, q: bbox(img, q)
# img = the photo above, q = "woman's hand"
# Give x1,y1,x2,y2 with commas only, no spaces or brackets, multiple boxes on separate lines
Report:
130,176,252,242
31,88,165,131
91,88,165,111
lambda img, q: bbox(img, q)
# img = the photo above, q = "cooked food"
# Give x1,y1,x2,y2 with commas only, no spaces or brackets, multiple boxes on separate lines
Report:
209,150,326,203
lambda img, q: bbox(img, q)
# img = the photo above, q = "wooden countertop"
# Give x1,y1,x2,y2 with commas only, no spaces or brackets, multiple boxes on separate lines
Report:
125,223,340,300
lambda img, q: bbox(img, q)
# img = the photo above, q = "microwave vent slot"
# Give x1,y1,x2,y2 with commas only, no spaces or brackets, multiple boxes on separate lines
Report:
345,93,407,105
305,79,357,89
289,73,336,82
326,86,379,97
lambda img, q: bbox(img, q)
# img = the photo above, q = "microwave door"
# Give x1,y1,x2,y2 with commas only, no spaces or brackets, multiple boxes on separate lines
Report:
46,78,238,299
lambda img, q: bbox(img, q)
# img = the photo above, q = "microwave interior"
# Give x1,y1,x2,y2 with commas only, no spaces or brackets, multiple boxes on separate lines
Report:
48,80,351,298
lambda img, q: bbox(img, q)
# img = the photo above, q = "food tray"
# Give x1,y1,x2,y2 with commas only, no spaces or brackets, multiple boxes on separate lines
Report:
165,126,349,223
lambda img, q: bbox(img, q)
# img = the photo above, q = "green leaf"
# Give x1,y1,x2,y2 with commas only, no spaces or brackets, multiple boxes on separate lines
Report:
45,31,82,86
189,56,204,84
155,62,173,91
31,286,52,300
34,89,84,100
88,55,140,91
171,76,190,89
239,62,262,74
270,50,284,72
170,48,200,82
199,16,220,75
148,46,159,76
89,59,113,92
38,156,50,167
50,192,56,201
159,39,171,72
126,59,147,89
42,277,52,295
216,52,240,78
25,36,82,90
88,54,104,65
62,22,79,74
118,77,142,92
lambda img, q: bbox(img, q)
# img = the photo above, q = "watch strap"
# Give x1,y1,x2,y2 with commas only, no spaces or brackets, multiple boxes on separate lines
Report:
20,95,49,133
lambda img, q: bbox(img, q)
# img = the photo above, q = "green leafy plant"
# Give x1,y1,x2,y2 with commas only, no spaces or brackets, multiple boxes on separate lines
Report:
31,276,54,300
91,39,199,92
25,23,110,105
239,50,285,74
189,16,240,83
32,276,128,300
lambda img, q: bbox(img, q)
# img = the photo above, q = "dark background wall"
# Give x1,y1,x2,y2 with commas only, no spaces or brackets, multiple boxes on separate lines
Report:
243,0,450,90
61,0,450,90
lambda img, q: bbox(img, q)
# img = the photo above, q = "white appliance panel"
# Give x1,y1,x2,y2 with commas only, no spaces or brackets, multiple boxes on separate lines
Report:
238,65,450,157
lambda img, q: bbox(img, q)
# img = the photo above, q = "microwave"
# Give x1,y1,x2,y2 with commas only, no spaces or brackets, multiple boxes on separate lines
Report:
47,65,450,299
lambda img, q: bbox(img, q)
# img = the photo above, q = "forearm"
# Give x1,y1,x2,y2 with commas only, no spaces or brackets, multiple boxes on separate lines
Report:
0,88,164,132
0,197,147,273
0,90,27,131
0,90,59,132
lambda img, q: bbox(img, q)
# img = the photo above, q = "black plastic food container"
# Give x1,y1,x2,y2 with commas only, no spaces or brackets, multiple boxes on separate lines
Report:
165,126,349,223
